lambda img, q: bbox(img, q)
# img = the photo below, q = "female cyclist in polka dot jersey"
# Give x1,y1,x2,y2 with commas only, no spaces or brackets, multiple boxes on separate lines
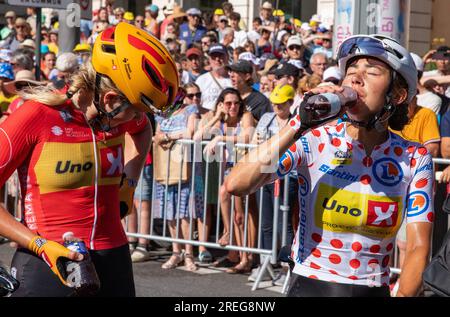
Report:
225,35,433,297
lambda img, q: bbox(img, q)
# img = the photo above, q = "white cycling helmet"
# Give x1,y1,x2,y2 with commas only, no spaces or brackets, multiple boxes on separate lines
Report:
337,34,417,103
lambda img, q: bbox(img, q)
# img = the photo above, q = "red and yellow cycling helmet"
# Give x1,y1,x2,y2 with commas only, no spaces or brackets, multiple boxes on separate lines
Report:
92,22,181,116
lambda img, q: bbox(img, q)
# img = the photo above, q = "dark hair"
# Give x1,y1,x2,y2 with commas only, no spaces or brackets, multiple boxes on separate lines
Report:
215,87,245,119
388,74,410,131
222,2,233,12
253,17,262,24
229,12,241,22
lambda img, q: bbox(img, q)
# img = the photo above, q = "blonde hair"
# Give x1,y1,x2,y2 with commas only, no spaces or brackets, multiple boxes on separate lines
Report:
298,74,322,95
20,62,124,107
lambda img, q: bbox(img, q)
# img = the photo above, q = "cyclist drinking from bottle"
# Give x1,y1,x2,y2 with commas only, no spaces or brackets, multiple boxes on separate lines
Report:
0,22,181,296
224,35,433,297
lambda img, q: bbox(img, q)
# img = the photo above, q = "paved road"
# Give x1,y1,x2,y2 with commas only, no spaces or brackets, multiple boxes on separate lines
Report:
0,241,283,297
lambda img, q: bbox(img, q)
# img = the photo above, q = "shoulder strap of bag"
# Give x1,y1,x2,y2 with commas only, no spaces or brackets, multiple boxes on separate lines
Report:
210,72,224,90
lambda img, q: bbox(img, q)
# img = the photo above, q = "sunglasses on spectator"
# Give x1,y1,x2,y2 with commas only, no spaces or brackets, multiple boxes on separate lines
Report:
224,101,240,106
15,25,26,29
135,20,144,23
288,45,302,51
186,92,201,99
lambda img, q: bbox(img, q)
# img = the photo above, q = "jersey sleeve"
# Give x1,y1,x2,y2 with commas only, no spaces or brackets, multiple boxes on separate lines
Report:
421,110,440,145
118,112,149,135
406,147,434,224
0,101,44,186
276,115,319,178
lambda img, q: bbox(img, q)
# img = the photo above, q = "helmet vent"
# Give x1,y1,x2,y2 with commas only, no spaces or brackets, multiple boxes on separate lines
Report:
102,44,116,54
143,59,162,90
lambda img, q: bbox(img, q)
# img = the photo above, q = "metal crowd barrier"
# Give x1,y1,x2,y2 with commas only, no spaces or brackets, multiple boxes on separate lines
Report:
2,142,450,294
126,139,290,292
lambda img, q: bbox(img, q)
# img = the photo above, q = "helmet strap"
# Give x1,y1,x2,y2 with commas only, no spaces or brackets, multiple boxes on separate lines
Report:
89,74,130,132
342,71,397,131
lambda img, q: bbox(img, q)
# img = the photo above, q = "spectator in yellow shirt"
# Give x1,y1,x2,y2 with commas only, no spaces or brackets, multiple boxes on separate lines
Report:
390,94,440,157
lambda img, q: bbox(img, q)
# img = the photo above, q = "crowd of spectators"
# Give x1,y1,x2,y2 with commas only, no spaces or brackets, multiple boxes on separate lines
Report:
0,0,449,290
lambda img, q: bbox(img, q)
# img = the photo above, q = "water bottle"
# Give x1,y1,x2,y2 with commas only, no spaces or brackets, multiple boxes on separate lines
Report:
305,86,358,119
62,232,100,296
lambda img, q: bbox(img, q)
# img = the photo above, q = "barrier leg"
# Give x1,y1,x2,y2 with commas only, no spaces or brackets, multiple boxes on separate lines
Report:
252,254,272,291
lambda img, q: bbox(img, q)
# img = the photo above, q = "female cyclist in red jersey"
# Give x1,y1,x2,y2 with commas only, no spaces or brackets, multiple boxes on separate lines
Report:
0,22,180,296
225,35,433,297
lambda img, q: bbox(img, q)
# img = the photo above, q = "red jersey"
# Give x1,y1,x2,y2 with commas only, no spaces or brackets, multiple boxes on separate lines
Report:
0,100,148,250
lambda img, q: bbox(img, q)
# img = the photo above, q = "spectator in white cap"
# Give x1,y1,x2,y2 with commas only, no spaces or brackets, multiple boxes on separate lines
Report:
1,11,16,40
229,12,248,49
260,1,274,27
195,44,232,111
285,35,305,68
180,8,206,47
411,52,443,116
322,66,343,85
217,15,229,42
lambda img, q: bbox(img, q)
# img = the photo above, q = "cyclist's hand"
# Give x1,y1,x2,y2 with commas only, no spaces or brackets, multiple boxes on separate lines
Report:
119,174,137,219
27,236,83,287
298,85,345,130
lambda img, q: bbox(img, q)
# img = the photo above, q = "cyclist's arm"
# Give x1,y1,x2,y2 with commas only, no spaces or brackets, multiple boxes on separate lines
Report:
397,222,432,297
123,119,152,181
225,114,303,196
397,148,434,296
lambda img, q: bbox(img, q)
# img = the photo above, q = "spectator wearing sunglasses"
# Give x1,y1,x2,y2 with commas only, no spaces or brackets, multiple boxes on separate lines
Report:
1,11,16,40
134,15,145,30
0,18,32,52
180,8,207,47
1,70,45,120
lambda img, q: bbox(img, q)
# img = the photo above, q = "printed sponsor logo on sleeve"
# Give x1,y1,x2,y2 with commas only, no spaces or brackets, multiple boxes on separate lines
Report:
406,190,430,217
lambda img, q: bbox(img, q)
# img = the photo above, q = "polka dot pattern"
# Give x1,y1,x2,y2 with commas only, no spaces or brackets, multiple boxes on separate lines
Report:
331,138,341,147
427,212,434,222
386,243,393,252
310,262,321,270
312,233,322,243
312,129,321,137
394,147,403,156
382,255,390,267
410,158,416,168
352,242,362,252
362,157,373,167
318,143,325,153
418,147,427,155
329,254,341,264
370,245,381,253
350,259,360,269
361,175,371,185
415,178,428,188
311,248,321,258
384,147,390,155
289,143,297,152
330,239,343,249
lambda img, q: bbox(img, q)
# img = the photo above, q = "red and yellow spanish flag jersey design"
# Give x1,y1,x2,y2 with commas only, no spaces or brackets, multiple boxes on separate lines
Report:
0,100,148,250
278,121,434,287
